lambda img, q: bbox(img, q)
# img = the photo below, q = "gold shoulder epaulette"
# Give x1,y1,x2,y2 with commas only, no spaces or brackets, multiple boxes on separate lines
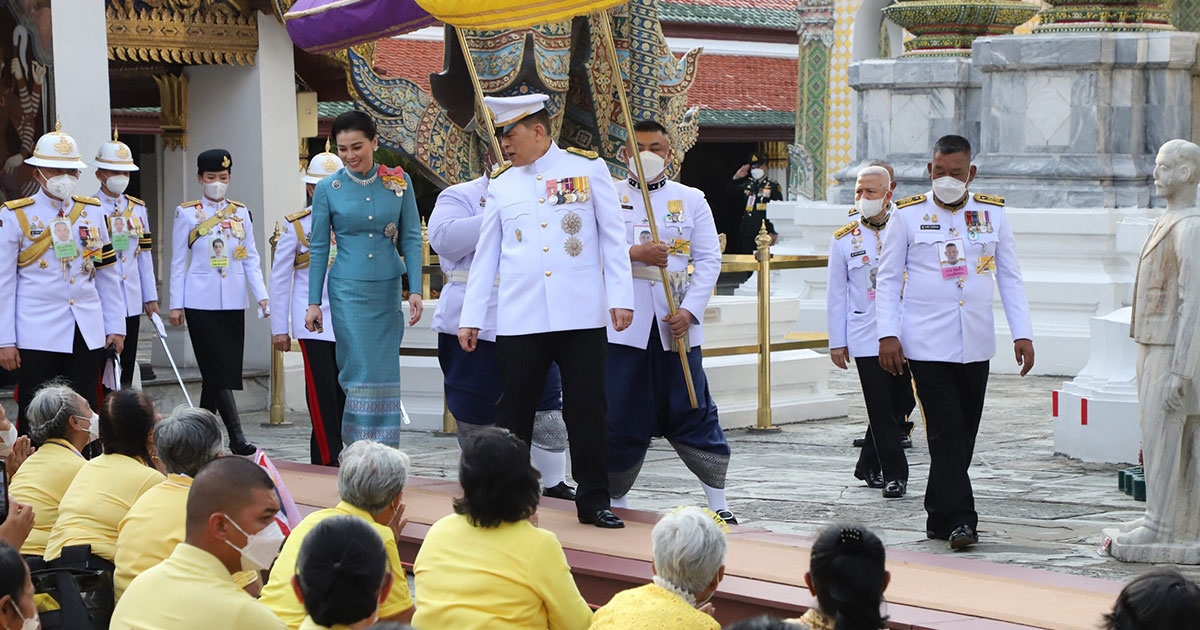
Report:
973,192,1005,207
228,200,246,208
833,220,859,239
72,195,101,206
182,200,202,208
895,194,926,209
847,207,859,217
125,195,146,207
1,197,33,211
489,162,513,179
566,147,599,160
284,208,311,222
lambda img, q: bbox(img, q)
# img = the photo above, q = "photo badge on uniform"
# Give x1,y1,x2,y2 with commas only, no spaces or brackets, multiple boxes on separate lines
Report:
634,223,653,246
210,238,229,268
111,216,131,252
939,238,967,280
51,219,77,259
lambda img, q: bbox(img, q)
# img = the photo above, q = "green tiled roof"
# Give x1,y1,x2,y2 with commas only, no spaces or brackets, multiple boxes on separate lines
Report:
701,110,794,127
659,2,796,30
318,101,357,117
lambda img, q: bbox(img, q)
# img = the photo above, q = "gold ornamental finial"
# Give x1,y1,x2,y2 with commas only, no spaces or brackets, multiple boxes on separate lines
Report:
54,118,61,133
324,138,331,153
113,127,119,142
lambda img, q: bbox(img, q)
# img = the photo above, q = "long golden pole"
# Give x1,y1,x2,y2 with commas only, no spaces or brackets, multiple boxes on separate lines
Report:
596,10,697,408
454,28,506,167
754,222,774,430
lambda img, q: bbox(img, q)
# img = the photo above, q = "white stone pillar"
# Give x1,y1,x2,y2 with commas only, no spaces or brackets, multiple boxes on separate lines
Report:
50,0,109,194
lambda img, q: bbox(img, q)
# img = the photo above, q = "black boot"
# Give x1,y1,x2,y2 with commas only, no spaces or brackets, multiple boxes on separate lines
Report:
213,389,257,456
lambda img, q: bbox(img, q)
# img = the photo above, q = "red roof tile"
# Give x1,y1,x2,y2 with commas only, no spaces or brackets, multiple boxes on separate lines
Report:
373,38,444,94
688,54,796,112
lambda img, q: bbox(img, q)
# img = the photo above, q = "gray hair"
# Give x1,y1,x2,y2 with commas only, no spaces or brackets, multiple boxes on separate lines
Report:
27,381,84,444
651,506,728,595
154,407,223,477
856,165,891,188
337,440,410,515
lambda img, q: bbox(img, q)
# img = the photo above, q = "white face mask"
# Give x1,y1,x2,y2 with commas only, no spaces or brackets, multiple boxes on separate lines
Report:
931,175,968,202
105,174,130,196
855,195,886,218
628,151,666,182
750,167,766,180
203,181,228,201
223,515,285,572
0,425,16,447
74,412,100,443
42,174,78,200
11,600,38,630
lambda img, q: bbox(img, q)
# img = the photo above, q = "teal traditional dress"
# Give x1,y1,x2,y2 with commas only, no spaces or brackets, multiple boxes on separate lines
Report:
308,165,422,445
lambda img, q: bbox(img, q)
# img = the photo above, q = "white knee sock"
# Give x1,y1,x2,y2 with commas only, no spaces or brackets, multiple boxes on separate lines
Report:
701,482,728,511
610,494,629,508
530,446,566,488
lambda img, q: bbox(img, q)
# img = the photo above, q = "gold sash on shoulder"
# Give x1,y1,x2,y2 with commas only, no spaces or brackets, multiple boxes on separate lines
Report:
187,212,225,248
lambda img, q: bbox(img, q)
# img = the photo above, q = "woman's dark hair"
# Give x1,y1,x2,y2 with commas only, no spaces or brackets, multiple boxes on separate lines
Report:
296,515,389,627
808,524,888,630
1103,568,1200,629
0,542,26,605
100,389,157,466
332,111,377,142
722,615,795,630
452,427,540,528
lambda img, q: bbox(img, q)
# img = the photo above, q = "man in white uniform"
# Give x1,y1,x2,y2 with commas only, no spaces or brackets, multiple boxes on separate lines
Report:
877,134,1034,549
458,94,635,528
93,130,158,388
270,146,343,466
0,123,125,432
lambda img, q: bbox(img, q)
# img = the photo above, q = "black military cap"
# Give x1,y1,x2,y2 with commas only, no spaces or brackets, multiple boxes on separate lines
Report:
197,149,232,173
748,153,767,166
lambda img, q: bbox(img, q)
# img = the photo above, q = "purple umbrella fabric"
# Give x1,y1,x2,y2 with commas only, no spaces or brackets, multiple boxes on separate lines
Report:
284,0,438,54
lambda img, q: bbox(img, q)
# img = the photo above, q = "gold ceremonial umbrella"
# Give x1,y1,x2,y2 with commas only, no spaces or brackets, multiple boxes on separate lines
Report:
417,0,699,408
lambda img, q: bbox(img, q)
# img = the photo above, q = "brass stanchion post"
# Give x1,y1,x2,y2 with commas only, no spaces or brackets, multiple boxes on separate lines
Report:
421,217,432,299
753,222,778,431
266,223,292,426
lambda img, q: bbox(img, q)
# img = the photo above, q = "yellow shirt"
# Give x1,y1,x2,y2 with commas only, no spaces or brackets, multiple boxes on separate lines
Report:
260,501,414,629
9,438,86,557
591,583,720,630
412,513,593,630
111,542,287,630
44,453,164,561
298,617,352,630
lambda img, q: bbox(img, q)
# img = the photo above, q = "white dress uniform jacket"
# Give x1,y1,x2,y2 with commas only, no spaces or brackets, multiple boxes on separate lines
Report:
461,143,634,335
607,178,720,350
97,190,158,317
876,192,1032,363
0,191,126,352
268,208,333,342
169,196,268,311
827,212,888,358
428,177,502,342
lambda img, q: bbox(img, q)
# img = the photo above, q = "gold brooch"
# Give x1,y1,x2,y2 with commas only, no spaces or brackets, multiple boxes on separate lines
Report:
221,155,231,168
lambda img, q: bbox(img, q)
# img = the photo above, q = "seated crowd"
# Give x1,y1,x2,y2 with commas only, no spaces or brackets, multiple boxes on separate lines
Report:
0,381,1193,630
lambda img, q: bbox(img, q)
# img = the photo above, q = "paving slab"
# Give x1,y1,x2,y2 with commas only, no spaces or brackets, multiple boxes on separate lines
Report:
241,367,1180,588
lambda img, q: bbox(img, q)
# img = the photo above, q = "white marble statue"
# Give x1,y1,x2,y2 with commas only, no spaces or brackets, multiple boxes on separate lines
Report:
1108,139,1200,564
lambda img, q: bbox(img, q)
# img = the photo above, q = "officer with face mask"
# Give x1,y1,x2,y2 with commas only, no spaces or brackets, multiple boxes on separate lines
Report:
168,149,269,456
0,122,125,434
607,120,734,523
876,134,1034,550
93,129,158,389
728,153,781,254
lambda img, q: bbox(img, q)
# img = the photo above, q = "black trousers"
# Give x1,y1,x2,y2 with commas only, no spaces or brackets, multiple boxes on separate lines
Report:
17,327,105,435
854,356,912,483
299,339,345,466
119,315,140,387
496,328,609,513
908,359,990,536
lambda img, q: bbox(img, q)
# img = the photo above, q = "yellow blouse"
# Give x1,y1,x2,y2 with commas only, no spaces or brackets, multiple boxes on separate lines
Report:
44,453,164,561
591,583,720,630
9,438,86,557
412,513,593,630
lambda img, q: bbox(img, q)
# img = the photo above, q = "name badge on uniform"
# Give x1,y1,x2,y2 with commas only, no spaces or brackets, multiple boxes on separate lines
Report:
666,199,684,223
634,223,654,246
210,239,229,268
112,232,131,252
51,219,77,259
939,238,967,280
867,267,878,301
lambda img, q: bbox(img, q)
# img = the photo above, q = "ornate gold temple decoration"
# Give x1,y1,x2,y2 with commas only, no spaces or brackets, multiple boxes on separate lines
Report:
154,73,189,150
883,0,1039,56
107,0,259,66
1033,0,1174,32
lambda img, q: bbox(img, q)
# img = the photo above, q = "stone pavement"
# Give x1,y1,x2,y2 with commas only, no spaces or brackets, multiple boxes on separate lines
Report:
243,367,1178,586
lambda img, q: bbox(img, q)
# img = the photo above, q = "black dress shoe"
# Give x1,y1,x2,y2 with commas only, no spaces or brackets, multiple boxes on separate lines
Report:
715,509,738,525
926,529,948,540
229,440,257,456
854,470,885,489
949,524,979,550
900,436,913,449
542,482,576,501
852,438,866,448
578,508,625,529
882,480,906,498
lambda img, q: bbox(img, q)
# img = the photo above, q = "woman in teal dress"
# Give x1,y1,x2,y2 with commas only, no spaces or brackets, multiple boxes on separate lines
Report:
304,111,423,446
